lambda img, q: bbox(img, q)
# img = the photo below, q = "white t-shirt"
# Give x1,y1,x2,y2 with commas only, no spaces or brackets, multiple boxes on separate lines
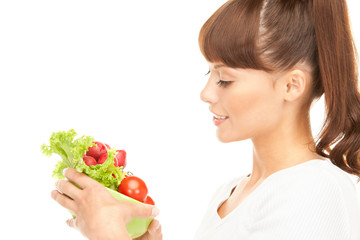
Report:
194,159,360,240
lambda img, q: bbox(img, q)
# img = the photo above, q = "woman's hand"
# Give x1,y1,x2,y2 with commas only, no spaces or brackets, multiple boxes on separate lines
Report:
51,168,160,240
133,219,162,240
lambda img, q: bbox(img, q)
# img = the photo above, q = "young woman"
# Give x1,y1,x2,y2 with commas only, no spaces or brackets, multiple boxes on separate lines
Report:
194,0,360,239
51,0,360,239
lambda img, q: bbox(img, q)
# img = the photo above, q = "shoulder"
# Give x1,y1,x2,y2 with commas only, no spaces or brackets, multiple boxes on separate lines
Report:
291,159,358,201
262,159,359,211
248,159,360,239
262,159,357,199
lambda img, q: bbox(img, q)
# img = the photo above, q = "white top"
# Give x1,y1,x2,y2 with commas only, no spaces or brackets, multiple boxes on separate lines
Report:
194,159,360,240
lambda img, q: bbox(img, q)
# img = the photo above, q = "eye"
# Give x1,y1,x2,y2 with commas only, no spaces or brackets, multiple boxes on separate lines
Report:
205,70,210,76
216,80,232,87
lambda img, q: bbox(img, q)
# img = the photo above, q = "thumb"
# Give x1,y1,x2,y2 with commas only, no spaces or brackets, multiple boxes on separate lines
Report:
126,201,160,219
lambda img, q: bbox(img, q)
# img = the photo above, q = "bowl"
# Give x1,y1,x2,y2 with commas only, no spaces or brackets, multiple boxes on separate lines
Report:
69,187,153,238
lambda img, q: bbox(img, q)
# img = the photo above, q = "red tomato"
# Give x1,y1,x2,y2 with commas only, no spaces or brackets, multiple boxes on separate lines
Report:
114,150,126,168
118,176,148,202
86,141,107,160
144,195,155,205
83,155,97,166
97,153,108,164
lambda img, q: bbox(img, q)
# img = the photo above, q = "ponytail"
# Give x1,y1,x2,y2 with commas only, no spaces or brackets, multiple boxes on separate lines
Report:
312,0,360,182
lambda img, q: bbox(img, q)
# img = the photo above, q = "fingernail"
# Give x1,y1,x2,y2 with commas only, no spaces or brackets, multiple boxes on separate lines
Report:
51,190,57,199
55,180,62,193
55,180,59,188
63,168,68,176
151,207,160,217
154,222,160,231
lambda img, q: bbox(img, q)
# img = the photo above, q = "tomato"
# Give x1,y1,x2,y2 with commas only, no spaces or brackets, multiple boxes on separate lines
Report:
97,153,108,164
114,150,126,168
86,141,107,160
118,176,148,202
144,195,155,205
83,155,97,166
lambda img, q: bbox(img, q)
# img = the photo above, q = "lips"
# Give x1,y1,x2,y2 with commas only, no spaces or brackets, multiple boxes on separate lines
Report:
212,113,229,126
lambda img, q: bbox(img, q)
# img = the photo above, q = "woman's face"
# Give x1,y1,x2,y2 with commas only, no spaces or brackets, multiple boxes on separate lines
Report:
200,62,285,143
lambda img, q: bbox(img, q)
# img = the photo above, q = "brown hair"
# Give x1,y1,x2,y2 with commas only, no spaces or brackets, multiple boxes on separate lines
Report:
199,0,360,182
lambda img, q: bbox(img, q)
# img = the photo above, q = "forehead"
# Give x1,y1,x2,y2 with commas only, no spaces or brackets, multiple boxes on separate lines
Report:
208,62,243,74
208,62,227,70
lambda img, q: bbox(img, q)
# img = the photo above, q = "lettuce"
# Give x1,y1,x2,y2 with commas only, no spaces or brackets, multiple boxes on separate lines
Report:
41,129,125,191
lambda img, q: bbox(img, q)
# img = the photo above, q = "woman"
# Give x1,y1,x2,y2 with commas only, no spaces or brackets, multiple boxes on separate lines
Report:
52,0,360,239
194,0,360,239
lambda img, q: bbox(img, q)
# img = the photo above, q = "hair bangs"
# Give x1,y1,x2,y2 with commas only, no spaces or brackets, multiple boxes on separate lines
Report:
199,0,270,71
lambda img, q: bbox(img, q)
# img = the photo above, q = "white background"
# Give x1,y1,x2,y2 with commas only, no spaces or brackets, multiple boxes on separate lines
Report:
1,1,359,239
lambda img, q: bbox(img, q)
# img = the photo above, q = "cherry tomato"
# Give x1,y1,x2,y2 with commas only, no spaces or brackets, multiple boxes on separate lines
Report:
144,195,155,205
118,176,148,202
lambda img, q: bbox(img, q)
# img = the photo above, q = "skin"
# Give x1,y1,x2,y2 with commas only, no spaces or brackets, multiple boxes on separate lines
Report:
51,168,162,240
200,62,326,214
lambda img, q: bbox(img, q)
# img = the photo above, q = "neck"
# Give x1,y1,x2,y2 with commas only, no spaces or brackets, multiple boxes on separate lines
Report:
248,113,324,185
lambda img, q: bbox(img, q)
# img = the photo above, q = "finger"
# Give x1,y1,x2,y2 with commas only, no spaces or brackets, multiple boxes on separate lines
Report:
147,219,162,238
66,217,77,229
51,190,78,213
124,201,160,219
133,220,162,240
63,168,99,189
55,179,83,200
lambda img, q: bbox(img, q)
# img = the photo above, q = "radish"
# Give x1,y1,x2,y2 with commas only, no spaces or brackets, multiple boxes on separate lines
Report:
86,141,107,160
98,153,108,165
114,150,127,168
83,155,97,166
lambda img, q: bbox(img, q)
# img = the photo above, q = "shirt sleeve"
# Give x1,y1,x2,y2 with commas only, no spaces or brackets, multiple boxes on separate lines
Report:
245,173,353,240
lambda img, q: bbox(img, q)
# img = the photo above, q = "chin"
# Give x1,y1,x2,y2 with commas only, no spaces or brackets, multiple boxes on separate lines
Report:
216,130,249,143
216,131,235,143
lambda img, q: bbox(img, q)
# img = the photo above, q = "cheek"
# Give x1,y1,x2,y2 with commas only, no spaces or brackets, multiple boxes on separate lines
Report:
225,85,282,131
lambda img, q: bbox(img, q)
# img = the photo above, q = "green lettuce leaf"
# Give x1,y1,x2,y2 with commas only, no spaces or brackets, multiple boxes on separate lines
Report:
41,129,125,191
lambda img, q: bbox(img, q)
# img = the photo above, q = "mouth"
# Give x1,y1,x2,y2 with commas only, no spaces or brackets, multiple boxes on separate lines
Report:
212,114,229,126
213,114,229,120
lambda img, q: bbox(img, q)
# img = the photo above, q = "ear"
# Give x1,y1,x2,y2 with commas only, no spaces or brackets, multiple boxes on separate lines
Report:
282,69,307,102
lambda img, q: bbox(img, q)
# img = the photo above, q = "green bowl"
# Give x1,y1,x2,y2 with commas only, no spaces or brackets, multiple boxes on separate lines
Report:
69,187,153,238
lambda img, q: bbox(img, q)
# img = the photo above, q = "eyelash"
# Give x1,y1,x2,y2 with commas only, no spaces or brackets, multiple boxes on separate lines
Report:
205,70,232,87
216,80,232,87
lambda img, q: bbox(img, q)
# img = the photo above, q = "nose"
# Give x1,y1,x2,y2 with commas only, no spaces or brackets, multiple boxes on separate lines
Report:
200,79,218,104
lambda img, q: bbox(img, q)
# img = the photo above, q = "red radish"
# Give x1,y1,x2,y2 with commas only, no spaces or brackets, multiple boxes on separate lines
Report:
98,153,108,164
144,195,155,205
86,141,107,160
114,150,127,168
83,155,97,166
104,143,111,149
